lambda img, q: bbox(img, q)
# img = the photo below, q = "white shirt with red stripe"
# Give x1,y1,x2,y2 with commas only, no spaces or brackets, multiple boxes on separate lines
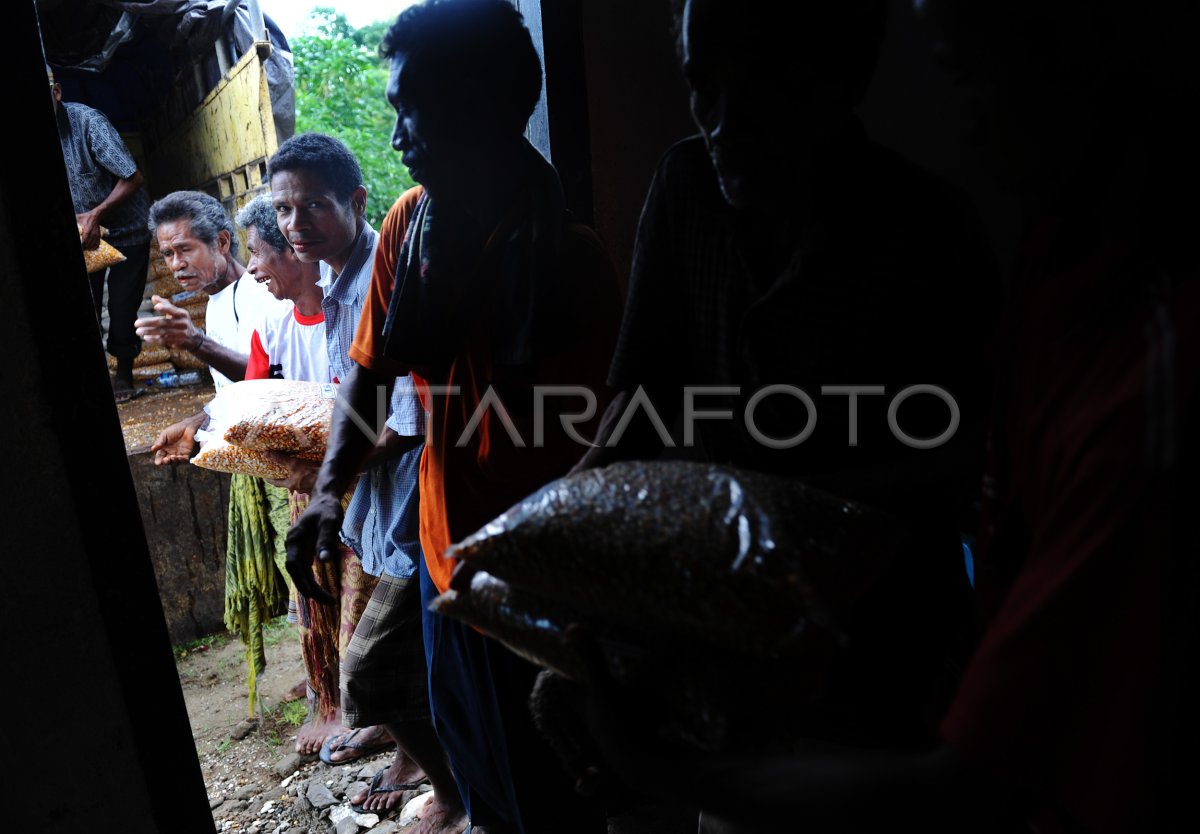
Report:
245,302,334,383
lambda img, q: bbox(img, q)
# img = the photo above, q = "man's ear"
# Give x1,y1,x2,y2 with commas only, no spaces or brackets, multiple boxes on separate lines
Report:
352,185,368,219
215,229,233,255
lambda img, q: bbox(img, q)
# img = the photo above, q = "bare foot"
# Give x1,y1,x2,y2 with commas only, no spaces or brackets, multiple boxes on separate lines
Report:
286,679,307,701
296,714,346,755
410,793,469,834
326,724,395,764
350,750,427,813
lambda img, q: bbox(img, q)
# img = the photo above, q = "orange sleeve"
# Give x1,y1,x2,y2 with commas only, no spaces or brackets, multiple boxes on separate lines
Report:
349,186,424,375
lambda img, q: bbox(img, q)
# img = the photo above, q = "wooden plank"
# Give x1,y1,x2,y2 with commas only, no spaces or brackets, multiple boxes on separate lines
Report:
146,44,278,197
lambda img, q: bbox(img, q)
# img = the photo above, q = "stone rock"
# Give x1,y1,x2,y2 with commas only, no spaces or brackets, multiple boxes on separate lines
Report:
232,717,258,740
399,789,423,809
371,822,403,834
335,818,359,834
293,793,312,814
285,828,308,834
259,800,275,815
356,761,385,781
330,805,381,829
398,792,432,827
345,781,369,802
234,783,259,801
208,795,224,810
276,752,306,778
213,799,247,818
306,780,339,810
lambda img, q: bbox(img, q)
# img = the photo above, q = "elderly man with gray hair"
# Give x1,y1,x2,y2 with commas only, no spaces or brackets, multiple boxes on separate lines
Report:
141,191,290,719
136,190,280,390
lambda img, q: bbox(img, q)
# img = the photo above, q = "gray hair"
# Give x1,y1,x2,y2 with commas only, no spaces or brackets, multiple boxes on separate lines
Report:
148,191,239,258
235,195,289,254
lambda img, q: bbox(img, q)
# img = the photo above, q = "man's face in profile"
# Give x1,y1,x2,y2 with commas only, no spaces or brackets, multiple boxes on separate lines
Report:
388,52,473,203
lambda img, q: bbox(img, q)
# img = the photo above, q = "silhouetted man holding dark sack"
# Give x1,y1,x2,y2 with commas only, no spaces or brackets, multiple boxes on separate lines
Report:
577,0,997,782
569,1,1200,832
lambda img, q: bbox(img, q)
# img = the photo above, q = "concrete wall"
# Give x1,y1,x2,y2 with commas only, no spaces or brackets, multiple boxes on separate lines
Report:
129,451,230,644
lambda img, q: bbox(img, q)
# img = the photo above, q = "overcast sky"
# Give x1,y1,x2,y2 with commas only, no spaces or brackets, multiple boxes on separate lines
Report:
261,1,420,40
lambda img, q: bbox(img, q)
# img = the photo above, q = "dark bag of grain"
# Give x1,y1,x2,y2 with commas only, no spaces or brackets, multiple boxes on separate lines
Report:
434,461,925,753
445,461,906,659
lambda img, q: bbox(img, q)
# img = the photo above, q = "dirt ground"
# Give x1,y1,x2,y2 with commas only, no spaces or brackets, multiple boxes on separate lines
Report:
176,620,423,834
115,380,214,453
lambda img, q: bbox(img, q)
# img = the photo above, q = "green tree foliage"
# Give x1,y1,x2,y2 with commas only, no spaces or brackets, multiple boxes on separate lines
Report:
293,8,412,228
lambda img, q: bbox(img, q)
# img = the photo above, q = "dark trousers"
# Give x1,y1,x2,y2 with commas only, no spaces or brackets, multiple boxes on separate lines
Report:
419,558,604,834
89,240,149,360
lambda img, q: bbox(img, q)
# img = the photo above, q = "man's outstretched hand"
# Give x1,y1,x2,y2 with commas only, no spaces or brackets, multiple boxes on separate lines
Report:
151,411,207,465
285,492,343,605
151,420,198,465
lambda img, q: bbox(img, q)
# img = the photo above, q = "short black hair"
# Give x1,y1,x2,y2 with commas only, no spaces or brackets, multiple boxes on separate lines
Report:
267,132,363,203
235,195,289,254
148,190,238,257
381,0,542,135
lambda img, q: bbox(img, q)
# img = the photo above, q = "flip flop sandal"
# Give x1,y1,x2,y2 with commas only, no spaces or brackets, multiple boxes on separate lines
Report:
113,386,146,404
349,768,431,815
319,727,397,766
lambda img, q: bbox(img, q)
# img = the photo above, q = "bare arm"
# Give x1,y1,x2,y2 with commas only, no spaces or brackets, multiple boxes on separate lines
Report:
135,295,249,382
285,363,397,602
78,170,144,249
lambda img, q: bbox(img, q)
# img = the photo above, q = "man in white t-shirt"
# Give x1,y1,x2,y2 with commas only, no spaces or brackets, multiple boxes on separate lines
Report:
136,191,280,395
139,192,295,722
138,192,285,461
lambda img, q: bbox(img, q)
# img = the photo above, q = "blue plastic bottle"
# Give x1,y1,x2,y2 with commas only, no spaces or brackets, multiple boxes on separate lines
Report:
150,370,203,388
